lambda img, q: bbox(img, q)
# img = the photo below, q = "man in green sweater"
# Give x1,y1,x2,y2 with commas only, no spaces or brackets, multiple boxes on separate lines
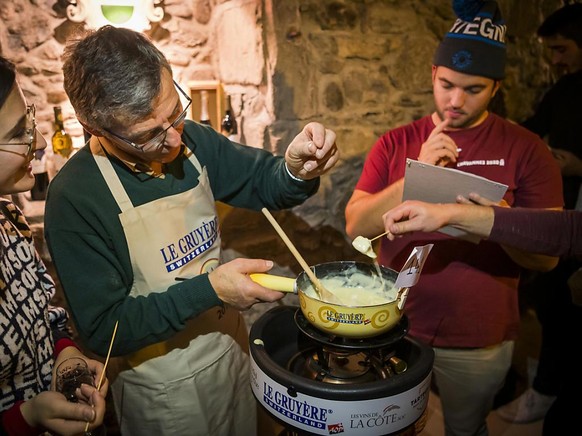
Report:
44,26,339,436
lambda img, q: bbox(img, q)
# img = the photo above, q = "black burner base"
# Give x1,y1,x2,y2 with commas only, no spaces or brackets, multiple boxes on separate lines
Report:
250,306,435,436
251,306,433,401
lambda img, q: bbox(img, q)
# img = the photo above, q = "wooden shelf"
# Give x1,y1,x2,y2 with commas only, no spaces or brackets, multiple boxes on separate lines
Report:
187,80,224,130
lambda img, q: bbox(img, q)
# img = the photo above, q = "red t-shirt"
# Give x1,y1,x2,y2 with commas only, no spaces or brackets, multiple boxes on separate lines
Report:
356,114,563,347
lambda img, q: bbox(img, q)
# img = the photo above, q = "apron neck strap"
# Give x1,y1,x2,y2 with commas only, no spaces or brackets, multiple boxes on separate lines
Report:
90,138,134,212
183,145,203,173
90,139,204,213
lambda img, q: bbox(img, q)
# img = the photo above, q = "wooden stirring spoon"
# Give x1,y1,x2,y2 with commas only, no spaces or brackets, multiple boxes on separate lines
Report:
261,208,343,305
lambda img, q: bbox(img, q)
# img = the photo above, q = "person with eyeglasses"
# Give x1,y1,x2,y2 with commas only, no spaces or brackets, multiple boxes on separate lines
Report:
43,26,340,435
0,56,108,435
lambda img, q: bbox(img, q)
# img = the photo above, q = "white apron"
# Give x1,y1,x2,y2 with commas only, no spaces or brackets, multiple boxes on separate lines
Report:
91,141,255,435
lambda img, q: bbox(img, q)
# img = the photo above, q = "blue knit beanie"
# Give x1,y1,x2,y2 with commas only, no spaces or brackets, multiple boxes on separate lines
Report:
433,0,507,79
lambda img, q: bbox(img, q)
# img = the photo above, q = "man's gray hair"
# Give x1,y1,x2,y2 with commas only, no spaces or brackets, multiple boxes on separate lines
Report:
63,25,172,131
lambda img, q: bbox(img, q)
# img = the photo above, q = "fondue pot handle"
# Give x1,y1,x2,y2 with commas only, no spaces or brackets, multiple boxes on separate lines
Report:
250,273,297,293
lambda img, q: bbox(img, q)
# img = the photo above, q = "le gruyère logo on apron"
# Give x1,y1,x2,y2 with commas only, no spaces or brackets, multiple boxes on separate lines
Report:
160,216,219,272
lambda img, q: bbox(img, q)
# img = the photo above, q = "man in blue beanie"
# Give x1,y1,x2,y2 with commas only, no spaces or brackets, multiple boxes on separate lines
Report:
345,1,563,434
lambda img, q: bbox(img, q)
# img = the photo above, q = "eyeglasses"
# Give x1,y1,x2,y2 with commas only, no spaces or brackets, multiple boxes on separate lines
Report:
105,81,192,152
0,104,36,156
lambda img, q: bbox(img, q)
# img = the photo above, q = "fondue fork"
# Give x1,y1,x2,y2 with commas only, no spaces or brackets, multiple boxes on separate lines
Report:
352,230,391,258
84,320,118,435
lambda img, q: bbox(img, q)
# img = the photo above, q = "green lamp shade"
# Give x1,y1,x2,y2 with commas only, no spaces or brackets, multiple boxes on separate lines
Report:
101,5,134,24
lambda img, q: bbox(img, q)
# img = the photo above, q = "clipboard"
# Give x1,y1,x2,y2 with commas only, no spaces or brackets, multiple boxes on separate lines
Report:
402,159,508,242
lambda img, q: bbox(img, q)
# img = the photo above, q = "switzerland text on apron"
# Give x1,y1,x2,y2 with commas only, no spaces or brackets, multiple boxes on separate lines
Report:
91,141,255,436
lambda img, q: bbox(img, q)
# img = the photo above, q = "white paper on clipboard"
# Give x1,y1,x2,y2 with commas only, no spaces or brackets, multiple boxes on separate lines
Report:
402,159,508,243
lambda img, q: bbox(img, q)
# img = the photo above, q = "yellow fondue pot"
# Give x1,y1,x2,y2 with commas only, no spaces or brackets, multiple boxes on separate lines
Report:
251,261,408,339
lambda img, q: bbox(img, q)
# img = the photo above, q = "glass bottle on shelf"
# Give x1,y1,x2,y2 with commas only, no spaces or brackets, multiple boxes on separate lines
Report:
30,149,49,201
221,94,238,141
199,90,212,127
52,106,73,158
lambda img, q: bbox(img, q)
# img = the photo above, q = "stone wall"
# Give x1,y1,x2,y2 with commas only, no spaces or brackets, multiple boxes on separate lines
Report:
0,0,562,275
269,0,561,235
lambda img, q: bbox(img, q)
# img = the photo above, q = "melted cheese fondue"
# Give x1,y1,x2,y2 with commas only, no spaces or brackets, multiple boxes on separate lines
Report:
302,266,398,306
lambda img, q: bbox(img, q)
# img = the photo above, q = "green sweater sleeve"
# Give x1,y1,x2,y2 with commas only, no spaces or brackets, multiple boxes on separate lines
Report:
45,222,222,357
44,121,319,357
